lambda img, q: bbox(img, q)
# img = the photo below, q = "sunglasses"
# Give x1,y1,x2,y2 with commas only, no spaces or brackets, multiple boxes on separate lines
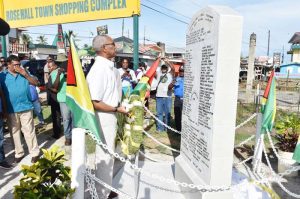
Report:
103,42,115,47
0,60,5,62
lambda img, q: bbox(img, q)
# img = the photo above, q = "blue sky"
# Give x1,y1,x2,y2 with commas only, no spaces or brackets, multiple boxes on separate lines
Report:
26,0,300,61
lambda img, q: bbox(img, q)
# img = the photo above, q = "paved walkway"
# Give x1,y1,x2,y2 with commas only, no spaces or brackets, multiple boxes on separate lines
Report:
0,123,71,199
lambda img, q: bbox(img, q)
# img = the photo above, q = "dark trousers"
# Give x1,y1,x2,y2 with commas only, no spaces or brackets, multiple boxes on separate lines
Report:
174,97,183,132
50,101,61,138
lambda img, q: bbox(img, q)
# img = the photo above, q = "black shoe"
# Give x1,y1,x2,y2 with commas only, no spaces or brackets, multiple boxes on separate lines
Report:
108,191,118,199
0,161,13,169
52,134,61,139
65,138,72,146
31,156,39,163
14,156,25,164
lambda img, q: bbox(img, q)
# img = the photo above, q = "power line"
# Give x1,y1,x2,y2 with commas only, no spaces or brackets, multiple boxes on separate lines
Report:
186,0,201,7
141,4,189,25
144,0,191,20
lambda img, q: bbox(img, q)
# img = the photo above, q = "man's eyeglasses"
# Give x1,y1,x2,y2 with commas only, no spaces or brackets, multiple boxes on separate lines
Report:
47,59,53,62
103,42,115,47
12,64,21,67
0,60,5,62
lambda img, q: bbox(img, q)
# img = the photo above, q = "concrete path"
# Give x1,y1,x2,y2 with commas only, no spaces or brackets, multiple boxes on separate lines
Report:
0,124,71,199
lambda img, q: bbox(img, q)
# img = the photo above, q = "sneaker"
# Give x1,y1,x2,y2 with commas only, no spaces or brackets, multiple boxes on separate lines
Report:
31,156,39,163
65,138,72,146
0,161,13,169
14,156,25,164
108,191,118,199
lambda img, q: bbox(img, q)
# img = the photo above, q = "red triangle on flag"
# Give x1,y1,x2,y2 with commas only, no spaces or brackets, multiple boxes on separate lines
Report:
67,49,77,86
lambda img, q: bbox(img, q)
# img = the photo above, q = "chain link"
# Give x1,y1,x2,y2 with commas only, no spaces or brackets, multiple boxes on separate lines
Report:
143,130,180,153
144,106,181,134
234,156,253,166
266,130,300,167
235,113,257,130
234,135,255,148
145,106,257,134
85,168,135,199
87,132,230,192
262,139,300,198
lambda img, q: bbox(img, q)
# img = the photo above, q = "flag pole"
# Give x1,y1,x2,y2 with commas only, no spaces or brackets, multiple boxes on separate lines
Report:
252,84,264,171
71,128,86,199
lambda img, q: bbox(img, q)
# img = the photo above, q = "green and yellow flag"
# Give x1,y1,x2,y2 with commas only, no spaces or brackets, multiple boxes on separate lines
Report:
293,136,300,162
261,70,276,134
66,36,101,141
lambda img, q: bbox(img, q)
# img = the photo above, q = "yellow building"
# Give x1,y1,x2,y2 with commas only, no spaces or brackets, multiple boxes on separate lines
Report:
288,32,300,63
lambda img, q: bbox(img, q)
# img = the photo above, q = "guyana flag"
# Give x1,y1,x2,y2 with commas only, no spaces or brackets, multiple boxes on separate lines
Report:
131,58,161,99
293,136,300,162
66,35,102,141
261,70,276,134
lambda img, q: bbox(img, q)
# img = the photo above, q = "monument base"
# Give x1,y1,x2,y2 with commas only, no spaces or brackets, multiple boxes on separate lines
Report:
175,155,233,199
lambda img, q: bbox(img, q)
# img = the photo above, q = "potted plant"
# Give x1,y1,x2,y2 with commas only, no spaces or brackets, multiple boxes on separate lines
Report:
274,113,300,176
14,146,75,199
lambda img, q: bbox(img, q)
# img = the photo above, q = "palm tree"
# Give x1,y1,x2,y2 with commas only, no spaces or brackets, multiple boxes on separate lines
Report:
36,35,48,45
20,33,32,45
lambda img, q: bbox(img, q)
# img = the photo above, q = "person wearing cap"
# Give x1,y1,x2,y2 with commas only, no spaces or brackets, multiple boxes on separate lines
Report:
169,65,184,131
0,55,40,164
51,53,73,146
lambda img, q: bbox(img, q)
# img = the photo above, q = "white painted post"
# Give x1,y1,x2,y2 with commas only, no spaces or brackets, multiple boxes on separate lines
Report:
71,128,86,199
252,113,263,172
252,84,264,172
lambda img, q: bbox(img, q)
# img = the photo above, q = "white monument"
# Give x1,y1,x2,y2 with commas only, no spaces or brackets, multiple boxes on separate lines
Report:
175,6,243,199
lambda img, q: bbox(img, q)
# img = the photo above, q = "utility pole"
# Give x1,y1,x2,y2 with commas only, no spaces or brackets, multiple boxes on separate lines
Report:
246,33,257,103
143,26,146,46
267,30,270,57
133,15,139,70
122,19,124,37
282,45,284,64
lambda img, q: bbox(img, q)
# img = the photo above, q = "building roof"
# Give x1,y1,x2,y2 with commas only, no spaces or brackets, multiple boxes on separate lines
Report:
114,36,134,43
288,32,300,44
29,43,57,49
280,63,300,68
165,46,185,54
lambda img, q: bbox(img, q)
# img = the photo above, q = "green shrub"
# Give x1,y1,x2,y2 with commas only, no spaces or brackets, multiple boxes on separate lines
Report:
14,146,75,199
275,113,300,152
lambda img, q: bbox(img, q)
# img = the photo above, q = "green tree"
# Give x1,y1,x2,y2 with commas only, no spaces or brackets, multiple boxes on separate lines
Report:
20,33,32,45
36,35,48,45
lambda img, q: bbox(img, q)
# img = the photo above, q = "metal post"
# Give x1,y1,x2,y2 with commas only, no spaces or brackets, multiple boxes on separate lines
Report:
133,15,139,70
252,84,264,171
1,36,7,58
71,128,86,199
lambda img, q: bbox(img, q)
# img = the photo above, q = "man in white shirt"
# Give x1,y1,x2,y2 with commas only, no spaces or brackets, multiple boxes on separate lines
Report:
86,35,127,199
118,58,137,96
155,61,174,132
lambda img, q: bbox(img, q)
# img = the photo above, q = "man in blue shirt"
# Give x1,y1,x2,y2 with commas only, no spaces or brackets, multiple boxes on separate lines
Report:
0,55,40,164
170,65,184,131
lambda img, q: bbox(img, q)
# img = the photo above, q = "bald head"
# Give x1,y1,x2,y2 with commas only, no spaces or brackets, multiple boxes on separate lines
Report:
92,35,116,59
93,35,110,52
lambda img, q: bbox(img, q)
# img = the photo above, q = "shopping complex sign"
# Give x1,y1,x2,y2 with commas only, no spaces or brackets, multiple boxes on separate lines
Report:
0,0,140,28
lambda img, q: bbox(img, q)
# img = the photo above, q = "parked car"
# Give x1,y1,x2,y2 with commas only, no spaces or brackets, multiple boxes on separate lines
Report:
21,59,47,91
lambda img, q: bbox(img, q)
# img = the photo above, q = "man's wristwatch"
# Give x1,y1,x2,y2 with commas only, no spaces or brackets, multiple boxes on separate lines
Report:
114,106,119,112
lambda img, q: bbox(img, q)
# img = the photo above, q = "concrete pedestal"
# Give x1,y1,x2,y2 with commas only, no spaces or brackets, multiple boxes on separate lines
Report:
175,155,233,199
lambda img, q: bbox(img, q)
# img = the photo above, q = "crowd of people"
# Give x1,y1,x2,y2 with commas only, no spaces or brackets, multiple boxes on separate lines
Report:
0,34,184,198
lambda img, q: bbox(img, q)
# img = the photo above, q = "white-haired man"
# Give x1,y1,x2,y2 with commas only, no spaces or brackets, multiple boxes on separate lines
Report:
86,35,127,199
